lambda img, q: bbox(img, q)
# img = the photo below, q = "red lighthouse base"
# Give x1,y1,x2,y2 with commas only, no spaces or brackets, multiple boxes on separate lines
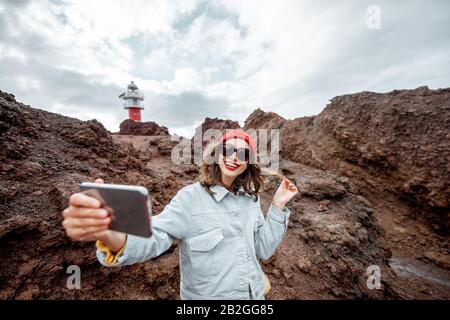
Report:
127,108,142,121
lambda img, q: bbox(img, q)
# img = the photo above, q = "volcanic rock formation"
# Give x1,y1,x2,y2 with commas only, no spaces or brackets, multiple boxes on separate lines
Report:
0,87,449,300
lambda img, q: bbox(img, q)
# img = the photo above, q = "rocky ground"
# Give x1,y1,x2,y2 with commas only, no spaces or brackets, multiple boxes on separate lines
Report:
0,86,448,299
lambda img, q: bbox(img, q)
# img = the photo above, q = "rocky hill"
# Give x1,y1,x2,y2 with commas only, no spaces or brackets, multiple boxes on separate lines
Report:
0,87,449,299
246,87,449,231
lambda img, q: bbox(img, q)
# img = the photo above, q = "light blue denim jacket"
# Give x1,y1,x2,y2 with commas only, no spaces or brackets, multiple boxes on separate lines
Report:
96,181,291,300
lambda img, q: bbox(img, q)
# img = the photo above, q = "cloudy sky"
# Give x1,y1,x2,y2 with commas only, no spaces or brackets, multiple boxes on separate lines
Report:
0,0,449,137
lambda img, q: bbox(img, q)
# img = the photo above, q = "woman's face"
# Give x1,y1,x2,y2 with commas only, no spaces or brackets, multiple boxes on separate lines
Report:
218,138,249,182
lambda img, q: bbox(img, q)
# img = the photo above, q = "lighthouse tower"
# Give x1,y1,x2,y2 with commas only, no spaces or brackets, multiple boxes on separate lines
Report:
119,81,144,121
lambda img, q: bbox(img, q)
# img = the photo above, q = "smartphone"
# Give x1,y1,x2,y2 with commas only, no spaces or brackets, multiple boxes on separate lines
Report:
79,182,152,238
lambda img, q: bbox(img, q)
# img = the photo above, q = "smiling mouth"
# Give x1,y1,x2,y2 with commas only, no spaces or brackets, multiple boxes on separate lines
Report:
224,160,240,171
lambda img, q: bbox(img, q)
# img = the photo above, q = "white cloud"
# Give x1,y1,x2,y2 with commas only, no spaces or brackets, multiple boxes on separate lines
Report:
173,68,203,90
0,0,449,137
0,43,27,62
51,102,121,132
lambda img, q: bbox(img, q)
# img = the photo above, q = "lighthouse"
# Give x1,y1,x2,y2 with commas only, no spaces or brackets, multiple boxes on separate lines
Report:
119,81,144,121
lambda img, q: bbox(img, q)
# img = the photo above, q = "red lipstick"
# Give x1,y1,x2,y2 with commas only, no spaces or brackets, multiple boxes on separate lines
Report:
224,160,240,171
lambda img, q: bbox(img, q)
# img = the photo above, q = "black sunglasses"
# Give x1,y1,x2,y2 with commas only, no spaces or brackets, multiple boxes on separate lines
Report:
218,143,251,162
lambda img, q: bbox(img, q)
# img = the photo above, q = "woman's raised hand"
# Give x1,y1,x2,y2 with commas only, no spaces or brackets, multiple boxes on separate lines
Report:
272,177,298,210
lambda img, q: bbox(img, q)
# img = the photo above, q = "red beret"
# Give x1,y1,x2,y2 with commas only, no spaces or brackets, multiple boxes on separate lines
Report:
220,129,257,160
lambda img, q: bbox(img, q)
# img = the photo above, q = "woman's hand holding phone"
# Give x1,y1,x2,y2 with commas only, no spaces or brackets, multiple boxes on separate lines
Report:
61,178,126,252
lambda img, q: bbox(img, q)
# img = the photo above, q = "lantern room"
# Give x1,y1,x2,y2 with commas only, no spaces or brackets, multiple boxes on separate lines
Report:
119,81,144,121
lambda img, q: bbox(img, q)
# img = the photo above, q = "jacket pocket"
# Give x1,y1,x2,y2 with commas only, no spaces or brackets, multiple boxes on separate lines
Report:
187,228,224,286
189,228,224,251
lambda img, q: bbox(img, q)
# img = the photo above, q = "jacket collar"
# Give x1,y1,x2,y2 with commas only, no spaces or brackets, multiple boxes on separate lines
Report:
210,184,252,202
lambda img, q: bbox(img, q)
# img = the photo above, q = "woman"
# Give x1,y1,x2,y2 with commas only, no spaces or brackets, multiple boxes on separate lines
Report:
62,129,298,300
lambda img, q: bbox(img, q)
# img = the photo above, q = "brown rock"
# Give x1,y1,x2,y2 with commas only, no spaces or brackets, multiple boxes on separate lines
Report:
423,251,450,270
20,161,43,175
244,108,285,130
157,140,176,156
297,256,312,273
300,177,346,200
192,117,241,148
246,86,450,230
119,119,169,136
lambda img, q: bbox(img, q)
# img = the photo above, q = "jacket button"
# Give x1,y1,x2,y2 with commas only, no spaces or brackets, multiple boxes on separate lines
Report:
255,291,260,296
238,232,244,238
251,275,256,280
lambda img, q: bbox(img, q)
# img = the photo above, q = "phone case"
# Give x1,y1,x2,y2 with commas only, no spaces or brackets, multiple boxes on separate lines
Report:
79,182,152,238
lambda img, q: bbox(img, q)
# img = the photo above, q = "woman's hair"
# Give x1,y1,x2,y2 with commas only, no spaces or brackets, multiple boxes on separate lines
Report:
197,140,266,201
